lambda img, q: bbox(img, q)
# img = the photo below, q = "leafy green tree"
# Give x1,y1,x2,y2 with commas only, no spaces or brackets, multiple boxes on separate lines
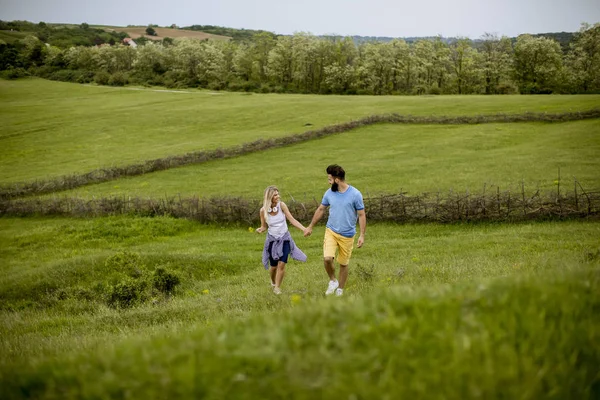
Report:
479,33,513,94
361,41,395,94
565,23,600,92
232,43,254,81
413,39,435,92
449,38,482,94
18,35,45,67
252,32,276,82
168,39,204,84
133,42,167,78
389,39,414,93
513,34,563,93
146,26,157,36
266,35,294,87
323,64,355,93
64,46,100,71
0,40,20,69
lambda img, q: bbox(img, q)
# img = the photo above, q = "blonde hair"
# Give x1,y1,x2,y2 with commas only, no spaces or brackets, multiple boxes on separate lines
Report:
262,185,279,220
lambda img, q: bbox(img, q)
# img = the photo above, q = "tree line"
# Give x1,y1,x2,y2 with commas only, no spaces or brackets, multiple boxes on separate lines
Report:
1,20,599,95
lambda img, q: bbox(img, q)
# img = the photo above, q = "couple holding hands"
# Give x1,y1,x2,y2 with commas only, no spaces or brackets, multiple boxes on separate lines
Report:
256,165,366,296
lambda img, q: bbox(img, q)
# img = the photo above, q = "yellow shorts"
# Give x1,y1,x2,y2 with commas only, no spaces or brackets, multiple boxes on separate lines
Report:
323,228,355,265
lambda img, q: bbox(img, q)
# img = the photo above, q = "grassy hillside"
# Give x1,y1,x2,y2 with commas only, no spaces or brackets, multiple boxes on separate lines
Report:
0,216,599,398
1,79,600,185
0,30,32,43
102,26,232,41
51,119,600,200
1,79,599,399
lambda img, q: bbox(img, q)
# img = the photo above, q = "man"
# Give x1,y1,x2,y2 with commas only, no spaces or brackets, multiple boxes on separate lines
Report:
304,164,366,296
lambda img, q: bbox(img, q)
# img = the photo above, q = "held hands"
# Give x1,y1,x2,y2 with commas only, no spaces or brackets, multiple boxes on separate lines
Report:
303,226,312,237
255,226,266,234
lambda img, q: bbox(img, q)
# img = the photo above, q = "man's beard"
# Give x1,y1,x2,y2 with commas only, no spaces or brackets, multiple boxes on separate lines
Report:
331,182,339,192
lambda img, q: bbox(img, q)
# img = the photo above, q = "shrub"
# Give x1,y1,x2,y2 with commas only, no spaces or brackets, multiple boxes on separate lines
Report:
495,82,518,95
105,251,143,276
152,266,181,294
0,67,29,79
94,70,110,85
108,72,128,86
75,70,95,84
108,276,149,308
48,69,77,82
428,86,442,95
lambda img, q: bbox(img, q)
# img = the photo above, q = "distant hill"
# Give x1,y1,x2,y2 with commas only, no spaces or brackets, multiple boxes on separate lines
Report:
182,25,277,41
0,29,31,43
327,32,576,48
101,26,232,41
526,31,575,51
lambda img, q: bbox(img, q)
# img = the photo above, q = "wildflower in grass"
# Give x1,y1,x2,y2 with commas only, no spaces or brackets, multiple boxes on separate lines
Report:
291,294,301,304
248,227,254,233
411,256,420,263
202,289,209,295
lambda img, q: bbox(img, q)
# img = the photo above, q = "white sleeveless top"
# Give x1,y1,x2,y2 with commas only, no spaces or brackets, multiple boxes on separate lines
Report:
266,202,288,238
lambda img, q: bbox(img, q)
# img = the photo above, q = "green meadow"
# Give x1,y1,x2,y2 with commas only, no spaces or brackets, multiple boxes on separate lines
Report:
1,78,600,184
1,78,599,399
55,119,600,200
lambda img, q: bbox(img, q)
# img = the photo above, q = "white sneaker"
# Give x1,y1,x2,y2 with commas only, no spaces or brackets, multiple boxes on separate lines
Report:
325,280,339,295
335,288,343,297
273,287,282,295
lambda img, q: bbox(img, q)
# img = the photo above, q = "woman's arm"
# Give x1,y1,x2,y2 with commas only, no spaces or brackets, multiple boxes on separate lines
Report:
255,207,267,233
281,202,306,232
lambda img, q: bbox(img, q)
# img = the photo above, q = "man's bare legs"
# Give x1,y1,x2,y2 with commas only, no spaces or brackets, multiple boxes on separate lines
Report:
324,257,336,281
338,264,348,289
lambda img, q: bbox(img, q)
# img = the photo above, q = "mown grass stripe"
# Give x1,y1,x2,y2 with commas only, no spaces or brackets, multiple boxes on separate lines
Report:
1,109,599,200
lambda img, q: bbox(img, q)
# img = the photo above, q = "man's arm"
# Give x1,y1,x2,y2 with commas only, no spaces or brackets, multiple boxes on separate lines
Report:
305,204,327,236
356,209,366,247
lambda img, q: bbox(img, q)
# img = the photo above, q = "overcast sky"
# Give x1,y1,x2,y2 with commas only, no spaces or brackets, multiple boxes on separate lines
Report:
1,0,599,38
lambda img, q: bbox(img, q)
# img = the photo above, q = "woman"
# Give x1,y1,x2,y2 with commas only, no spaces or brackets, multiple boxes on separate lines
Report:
256,186,307,294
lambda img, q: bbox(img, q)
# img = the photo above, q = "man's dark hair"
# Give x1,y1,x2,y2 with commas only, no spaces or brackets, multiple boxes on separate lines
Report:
326,164,345,180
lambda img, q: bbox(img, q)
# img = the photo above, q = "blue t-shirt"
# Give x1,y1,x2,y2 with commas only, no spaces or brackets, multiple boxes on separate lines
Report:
321,185,364,237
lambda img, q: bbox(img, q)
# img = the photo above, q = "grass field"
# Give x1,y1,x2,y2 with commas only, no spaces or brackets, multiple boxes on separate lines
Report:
52,119,600,200
0,216,599,398
1,78,600,185
0,30,32,43
106,26,232,41
1,78,600,398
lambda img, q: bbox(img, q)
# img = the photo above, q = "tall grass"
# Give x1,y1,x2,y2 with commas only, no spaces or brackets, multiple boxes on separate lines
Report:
2,266,599,399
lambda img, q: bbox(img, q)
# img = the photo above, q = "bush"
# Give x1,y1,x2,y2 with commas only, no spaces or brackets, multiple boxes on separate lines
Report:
75,70,95,84
48,69,85,83
108,276,149,308
428,86,442,95
105,251,143,276
0,67,29,79
153,267,181,294
31,65,57,78
108,72,128,86
94,70,110,85
495,82,518,95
